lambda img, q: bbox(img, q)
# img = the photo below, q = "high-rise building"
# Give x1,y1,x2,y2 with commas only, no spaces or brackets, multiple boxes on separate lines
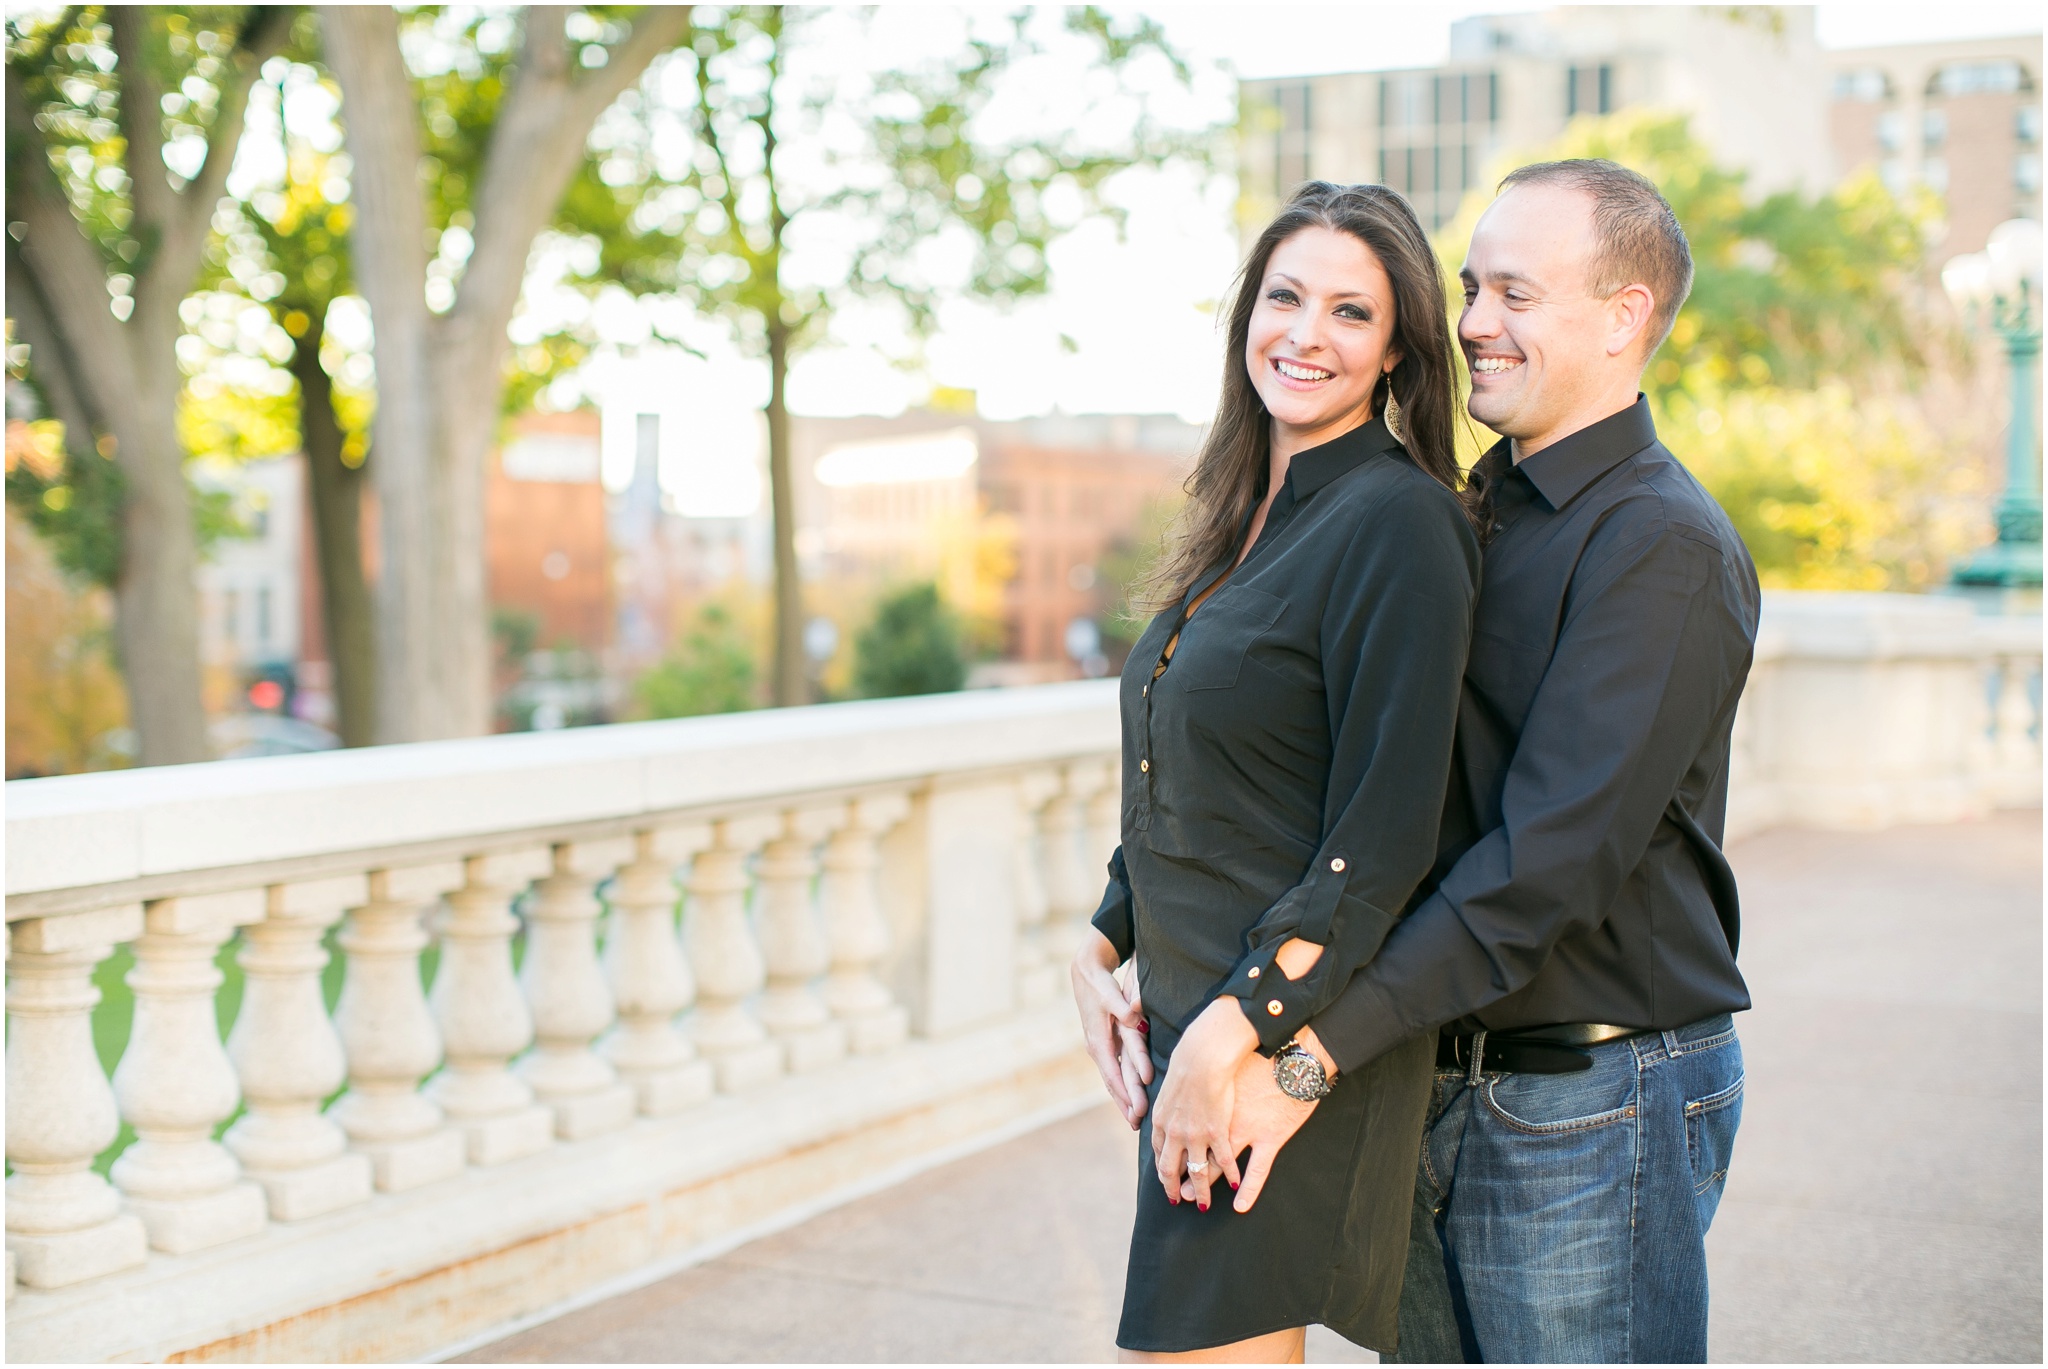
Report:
1238,7,1832,234
1826,35,2042,258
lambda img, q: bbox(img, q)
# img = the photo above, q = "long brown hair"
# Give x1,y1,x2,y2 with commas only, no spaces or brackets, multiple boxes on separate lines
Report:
1135,181,1467,613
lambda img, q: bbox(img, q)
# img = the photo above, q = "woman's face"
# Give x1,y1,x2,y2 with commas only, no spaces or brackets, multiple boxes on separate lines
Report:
1245,226,1402,455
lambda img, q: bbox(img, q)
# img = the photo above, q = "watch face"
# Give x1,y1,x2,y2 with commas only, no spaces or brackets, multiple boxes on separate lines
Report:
1275,1049,1326,1101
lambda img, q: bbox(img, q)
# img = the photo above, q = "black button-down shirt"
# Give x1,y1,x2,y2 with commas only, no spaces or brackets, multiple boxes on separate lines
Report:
1310,397,1759,1073
1091,417,1480,1054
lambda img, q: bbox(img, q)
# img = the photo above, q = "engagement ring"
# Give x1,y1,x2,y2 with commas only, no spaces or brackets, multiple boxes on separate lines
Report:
1187,1157,1210,1175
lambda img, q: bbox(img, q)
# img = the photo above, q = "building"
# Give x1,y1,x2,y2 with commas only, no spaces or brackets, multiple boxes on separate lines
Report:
1826,35,2042,258
1239,6,1832,234
194,454,305,685
486,410,610,657
789,410,1200,681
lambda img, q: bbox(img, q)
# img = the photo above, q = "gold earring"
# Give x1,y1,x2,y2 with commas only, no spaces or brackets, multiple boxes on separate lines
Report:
1382,384,1402,441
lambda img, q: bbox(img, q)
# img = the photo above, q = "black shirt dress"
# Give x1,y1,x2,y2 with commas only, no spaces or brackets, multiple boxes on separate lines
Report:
1091,416,1478,1355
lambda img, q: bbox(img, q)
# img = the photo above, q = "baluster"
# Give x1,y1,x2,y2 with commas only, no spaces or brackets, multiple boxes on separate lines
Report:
224,877,373,1221
111,892,268,1254
1995,654,2041,778
1043,762,1106,955
330,863,467,1191
821,792,913,1053
426,850,556,1165
1012,771,1063,1004
5,907,148,1288
601,827,715,1115
755,809,848,1073
683,816,785,1091
519,839,639,1138
1087,758,1122,872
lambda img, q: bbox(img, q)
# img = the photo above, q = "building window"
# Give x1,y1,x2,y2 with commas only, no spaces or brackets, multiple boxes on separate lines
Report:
1566,63,1612,117
1832,67,1892,102
1923,157,1950,194
1922,108,1947,151
1879,158,1908,195
2020,105,2041,145
1931,59,2028,97
256,585,272,646
1273,81,1312,195
223,588,239,643
2018,153,2043,195
1877,110,1905,152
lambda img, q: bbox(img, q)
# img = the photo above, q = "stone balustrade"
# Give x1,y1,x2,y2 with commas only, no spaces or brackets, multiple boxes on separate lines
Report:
3,593,2037,1362
5,685,1119,1362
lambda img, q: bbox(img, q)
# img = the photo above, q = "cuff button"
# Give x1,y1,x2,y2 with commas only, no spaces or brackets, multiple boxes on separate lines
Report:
1329,857,1346,872
1247,966,1260,979
1266,1000,1284,1016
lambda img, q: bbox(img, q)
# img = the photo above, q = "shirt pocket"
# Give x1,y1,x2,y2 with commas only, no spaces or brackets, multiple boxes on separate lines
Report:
1172,585,1287,691
1463,627,1549,732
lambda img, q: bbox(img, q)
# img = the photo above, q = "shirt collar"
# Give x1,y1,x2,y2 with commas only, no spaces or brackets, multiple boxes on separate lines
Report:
1510,395,1658,511
1284,414,1402,500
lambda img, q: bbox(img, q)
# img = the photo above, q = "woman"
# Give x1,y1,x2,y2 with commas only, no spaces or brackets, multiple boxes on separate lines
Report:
1071,182,1478,1362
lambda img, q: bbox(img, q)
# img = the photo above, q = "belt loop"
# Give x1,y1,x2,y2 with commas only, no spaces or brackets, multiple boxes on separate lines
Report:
1662,1029,1683,1059
1466,1029,1488,1087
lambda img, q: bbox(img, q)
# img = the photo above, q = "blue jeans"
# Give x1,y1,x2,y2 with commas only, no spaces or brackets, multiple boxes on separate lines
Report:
1389,1015,1744,1363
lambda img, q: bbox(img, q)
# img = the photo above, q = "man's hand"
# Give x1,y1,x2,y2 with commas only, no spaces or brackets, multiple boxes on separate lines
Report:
1215,1033,1327,1213
1150,996,1258,1209
1072,928,1150,1128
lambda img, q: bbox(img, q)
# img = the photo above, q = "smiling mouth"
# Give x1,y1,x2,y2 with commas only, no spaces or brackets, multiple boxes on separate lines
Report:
1273,358,1334,383
1470,355,1524,376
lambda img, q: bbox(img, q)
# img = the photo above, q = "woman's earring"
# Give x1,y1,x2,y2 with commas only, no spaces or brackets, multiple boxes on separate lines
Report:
1382,384,1402,441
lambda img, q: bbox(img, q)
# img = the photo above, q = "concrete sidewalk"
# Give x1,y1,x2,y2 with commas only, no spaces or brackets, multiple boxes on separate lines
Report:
456,813,2042,1364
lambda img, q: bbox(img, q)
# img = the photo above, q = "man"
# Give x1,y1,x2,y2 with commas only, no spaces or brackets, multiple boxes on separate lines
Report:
1299,160,1761,1363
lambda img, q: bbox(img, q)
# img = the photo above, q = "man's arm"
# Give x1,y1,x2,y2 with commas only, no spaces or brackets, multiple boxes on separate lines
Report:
1308,525,1749,1074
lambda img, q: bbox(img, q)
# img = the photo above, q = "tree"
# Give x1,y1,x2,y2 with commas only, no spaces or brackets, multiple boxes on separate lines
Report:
6,6,294,764
587,7,1211,705
633,601,758,718
316,4,692,743
854,582,965,699
1433,110,1934,404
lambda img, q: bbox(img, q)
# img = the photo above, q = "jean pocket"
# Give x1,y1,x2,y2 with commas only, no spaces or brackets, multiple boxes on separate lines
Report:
1684,1072,1744,1206
1480,1058,1639,1135
1173,586,1286,691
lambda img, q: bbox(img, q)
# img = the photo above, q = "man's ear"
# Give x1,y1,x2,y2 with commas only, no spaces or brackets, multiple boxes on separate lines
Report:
1607,283,1656,358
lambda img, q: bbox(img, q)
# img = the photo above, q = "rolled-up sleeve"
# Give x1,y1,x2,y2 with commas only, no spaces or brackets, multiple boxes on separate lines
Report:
1090,846,1135,962
1309,526,1746,1073
1212,478,1479,1052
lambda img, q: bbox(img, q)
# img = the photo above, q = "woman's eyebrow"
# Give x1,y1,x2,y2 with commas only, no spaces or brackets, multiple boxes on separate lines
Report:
1266,271,1373,302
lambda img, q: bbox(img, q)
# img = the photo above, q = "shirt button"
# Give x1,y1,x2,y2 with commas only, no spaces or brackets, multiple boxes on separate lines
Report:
1329,857,1346,873
1267,1000,1284,1016
1247,966,1260,979
1139,758,1149,773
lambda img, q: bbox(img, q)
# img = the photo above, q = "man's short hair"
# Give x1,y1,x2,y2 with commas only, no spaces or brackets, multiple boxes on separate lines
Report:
1498,158,1694,354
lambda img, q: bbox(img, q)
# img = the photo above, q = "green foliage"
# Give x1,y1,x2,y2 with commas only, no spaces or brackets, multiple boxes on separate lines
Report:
1434,111,1935,403
575,6,1216,365
854,583,967,699
1656,384,1987,590
634,603,760,718
4,423,125,587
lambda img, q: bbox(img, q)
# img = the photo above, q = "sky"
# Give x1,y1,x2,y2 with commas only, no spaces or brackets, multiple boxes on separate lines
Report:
591,0,2036,496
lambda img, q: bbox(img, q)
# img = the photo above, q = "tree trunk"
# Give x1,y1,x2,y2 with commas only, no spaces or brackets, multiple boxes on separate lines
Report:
319,3,690,741
290,320,376,747
765,321,806,707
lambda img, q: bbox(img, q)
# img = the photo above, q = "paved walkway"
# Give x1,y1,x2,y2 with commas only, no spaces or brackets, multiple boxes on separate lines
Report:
458,814,2041,1364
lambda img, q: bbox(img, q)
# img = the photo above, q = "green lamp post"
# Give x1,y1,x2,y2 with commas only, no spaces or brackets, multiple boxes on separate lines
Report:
1942,218,2043,594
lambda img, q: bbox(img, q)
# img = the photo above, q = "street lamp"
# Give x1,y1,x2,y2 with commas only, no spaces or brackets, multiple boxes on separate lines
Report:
1942,217,2043,593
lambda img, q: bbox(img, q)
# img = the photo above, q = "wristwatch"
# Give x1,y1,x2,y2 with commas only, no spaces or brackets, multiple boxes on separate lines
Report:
1273,1040,1333,1102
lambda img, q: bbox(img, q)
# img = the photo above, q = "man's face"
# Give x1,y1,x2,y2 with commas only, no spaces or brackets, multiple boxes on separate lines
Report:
1458,183,1622,446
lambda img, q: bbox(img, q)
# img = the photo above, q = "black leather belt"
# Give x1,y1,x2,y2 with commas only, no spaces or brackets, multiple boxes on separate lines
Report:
1436,1023,1653,1075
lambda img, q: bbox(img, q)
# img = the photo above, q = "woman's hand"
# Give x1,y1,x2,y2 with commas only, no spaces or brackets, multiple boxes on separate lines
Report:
1149,996,1258,1208
1072,927,1151,1129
